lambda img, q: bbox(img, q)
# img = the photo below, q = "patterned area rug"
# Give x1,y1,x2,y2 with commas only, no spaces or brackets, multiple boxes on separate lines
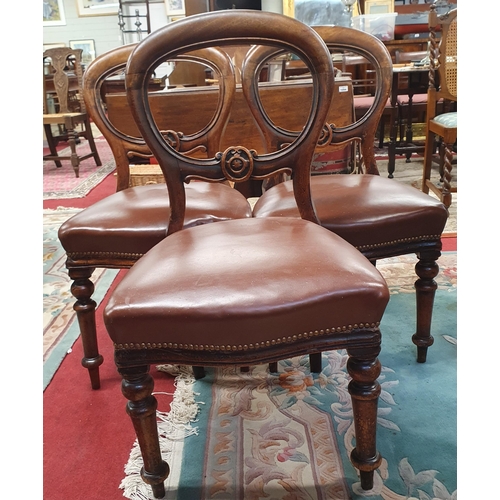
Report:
121,253,457,500
43,138,116,199
43,208,119,388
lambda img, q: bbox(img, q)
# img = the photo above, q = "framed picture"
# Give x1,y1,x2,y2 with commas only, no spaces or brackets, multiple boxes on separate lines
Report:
365,0,394,14
164,0,185,16
43,0,66,26
69,39,97,65
76,0,119,17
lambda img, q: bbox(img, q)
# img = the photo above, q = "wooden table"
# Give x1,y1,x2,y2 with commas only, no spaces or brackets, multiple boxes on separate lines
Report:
100,76,166,104
107,77,354,146
387,64,429,178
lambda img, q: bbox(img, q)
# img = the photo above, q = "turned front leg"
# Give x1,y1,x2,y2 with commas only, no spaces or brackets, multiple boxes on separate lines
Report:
120,365,170,499
413,249,440,363
347,346,382,491
69,267,102,389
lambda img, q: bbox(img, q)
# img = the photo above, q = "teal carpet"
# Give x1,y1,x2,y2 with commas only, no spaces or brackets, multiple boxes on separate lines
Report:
123,287,457,500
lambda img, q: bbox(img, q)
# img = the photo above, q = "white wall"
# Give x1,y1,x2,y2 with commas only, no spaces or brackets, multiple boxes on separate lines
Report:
43,0,283,57
43,0,170,57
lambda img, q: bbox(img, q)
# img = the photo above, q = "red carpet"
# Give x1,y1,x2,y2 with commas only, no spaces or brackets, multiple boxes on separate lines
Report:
43,171,116,210
43,151,172,499
442,236,457,252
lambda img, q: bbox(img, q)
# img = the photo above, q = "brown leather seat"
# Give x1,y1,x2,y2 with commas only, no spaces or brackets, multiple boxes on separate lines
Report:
59,182,251,256
253,174,447,250
106,218,389,349
246,26,449,367
103,12,390,497
58,44,252,390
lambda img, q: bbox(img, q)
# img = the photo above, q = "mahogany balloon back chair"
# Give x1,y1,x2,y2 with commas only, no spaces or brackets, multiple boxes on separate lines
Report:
82,43,144,192
422,5,457,208
83,43,238,191
43,47,102,177
58,44,253,390
103,10,391,497
250,26,449,369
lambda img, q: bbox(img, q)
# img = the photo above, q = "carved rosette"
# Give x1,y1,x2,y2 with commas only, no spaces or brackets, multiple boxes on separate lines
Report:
219,146,256,182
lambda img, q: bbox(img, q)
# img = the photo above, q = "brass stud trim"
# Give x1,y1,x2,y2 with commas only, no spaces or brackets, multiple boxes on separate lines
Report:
67,251,144,261
114,321,381,351
355,234,441,251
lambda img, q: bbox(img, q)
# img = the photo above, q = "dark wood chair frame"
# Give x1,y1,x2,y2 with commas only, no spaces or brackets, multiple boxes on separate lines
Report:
394,49,429,161
104,10,391,497
83,44,237,191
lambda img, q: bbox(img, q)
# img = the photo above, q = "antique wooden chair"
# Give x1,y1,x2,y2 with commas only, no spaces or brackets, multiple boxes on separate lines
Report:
250,26,449,370
58,43,253,390
421,5,457,208
103,11,391,497
82,43,236,191
43,47,101,177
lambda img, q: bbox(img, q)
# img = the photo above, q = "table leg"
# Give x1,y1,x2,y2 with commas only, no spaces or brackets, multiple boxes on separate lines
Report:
405,94,414,162
387,73,398,178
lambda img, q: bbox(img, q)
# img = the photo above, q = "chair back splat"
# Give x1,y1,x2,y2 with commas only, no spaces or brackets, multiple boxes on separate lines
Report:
126,11,334,234
241,25,393,176
103,11,391,498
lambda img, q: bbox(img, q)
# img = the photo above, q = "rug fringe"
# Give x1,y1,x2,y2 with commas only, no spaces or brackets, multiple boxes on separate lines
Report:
120,365,200,500
43,207,82,213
